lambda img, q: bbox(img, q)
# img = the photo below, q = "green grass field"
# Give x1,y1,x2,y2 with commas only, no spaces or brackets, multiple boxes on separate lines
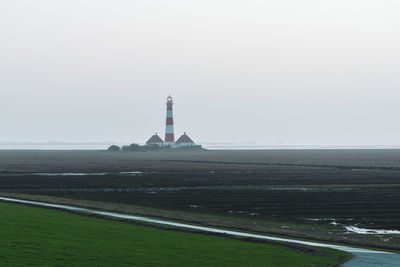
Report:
0,202,350,266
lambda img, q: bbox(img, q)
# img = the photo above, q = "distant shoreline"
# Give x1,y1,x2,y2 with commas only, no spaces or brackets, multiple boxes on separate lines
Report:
1,146,400,150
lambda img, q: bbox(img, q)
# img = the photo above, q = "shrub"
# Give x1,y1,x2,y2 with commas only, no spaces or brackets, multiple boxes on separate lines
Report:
121,145,131,152
129,143,141,150
107,145,120,152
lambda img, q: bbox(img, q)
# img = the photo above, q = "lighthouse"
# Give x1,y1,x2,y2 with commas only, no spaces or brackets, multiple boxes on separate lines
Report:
164,95,175,146
145,95,200,149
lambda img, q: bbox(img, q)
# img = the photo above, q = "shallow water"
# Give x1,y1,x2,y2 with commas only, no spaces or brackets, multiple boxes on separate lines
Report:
345,226,400,235
1,197,399,266
34,172,108,176
33,171,143,176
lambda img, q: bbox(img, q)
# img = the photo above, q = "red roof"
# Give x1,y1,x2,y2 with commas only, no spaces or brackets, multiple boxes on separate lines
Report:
146,134,164,144
176,133,195,144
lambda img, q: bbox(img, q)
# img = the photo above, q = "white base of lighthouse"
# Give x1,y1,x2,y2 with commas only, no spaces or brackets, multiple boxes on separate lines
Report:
162,142,177,148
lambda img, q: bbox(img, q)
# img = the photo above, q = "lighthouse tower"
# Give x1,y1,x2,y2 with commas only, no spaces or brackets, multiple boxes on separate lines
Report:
164,95,175,146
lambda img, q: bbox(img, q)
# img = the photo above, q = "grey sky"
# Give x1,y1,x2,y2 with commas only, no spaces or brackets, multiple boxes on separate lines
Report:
0,0,399,145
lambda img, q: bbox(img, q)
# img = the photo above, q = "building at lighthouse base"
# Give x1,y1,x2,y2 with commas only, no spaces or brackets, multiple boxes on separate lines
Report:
175,133,197,148
145,132,200,149
146,133,164,146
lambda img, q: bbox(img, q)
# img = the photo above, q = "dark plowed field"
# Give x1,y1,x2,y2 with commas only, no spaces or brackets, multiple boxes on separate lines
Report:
1,150,399,230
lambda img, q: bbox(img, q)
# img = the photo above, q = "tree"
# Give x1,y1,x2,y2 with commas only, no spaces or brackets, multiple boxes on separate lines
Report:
129,143,140,151
107,145,120,152
121,145,131,151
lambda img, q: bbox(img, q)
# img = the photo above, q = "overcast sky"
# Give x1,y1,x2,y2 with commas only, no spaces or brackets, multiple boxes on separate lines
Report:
0,0,399,145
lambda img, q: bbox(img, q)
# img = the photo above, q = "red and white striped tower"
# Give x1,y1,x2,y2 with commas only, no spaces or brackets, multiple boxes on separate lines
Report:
164,95,175,145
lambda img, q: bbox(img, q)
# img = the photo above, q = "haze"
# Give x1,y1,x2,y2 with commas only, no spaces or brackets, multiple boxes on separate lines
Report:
1,0,399,145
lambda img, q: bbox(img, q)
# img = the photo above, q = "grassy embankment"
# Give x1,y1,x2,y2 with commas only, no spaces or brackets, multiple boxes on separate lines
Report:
0,201,350,267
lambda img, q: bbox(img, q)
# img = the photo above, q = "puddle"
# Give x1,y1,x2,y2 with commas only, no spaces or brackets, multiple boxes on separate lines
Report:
345,226,400,235
118,171,143,176
32,171,143,177
227,210,259,216
34,172,108,176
